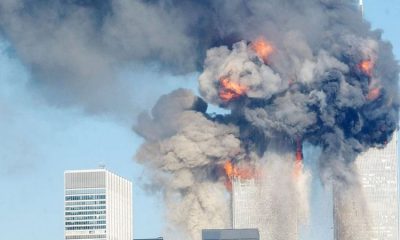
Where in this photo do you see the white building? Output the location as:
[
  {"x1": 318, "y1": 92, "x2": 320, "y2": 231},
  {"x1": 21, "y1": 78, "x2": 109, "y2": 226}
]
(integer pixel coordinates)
[
  {"x1": 334, "y1": 133, "x2": 399, "y2": 240},
  {"x1": 64, "y1": 169, "x2": 133, "y2": 240},
  {"x1": 232, "y1": 178, "x2": 267, "y2": 238}
]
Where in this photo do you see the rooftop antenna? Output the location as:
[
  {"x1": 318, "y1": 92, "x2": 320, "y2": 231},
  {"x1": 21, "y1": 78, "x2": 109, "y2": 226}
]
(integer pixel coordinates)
[{"x1": 359, "y1": 0, "x2": 364, "y2": 16}]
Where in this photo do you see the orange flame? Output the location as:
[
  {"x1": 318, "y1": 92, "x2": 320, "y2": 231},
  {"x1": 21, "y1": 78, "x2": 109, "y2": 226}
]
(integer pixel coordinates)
[
  {"x1": 367, "y1": 87, "x2": 381, "y2": 101},
  {"x1": 359, "y1": 59, "x2": 374, "y2": 76},
  {"x1": 219, "y1": 77, "x2": 247, "y2": 102},
  {"x1": 251, "y1": 37, "x2": 274, "y2": 63},
  {"x1": 293, "y1": 138, "x2": 303, "y2": 178},
  {"x1": 223, "y1": 160, "x2": 259, "y2": 191}
]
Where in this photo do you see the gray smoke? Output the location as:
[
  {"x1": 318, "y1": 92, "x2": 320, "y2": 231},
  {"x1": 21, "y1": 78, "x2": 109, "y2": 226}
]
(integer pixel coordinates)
[
  {"x1": 0, "y1": 0, "x2": 386, "y2": 113},
  {"x1": 134, "y1": 89, "x2": 240, "y2": 239},
  {"x1": 134, "y1": 1, "x2": 399, "y2": 239},
  {"x1": 1, "y1": 0, "x2": 398, "y2": 239}
]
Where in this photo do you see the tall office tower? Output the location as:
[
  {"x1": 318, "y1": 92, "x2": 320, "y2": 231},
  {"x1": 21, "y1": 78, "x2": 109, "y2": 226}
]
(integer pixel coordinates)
[
  {"x1": 232, "y1": 178, "x2": 299, "y2": 240},
  {"x1": 64, "y1": 169, "x2": 133, "y2": 240},
  {"x1": 334, "y1": 133, "x2": 398, "y2": 240},
  {"x1": 232, "y1": 178, "x2": 267, "y2": 238},
  {"x1": 202, "y1": 229, "x2": 259, "y2": 240}
]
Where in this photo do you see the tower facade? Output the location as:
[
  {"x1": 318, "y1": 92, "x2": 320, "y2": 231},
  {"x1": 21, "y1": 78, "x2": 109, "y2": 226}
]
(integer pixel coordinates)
[
  {"x1": 334, "y1": 133, "x2": 399, "y2": 240},
  {"x1": 64, "y1": 169, "x2": 133, "y2": 240},
  {"x1": 232, "y1": 177, "x2": 299, "y2": 240},
  {"x1": 232, "y1": 178, "x2": 265, "y2": 238}
]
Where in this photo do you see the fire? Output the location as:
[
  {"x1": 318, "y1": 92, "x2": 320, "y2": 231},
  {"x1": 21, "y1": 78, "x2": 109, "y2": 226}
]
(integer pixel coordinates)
[
  {"x1": 223, "y1": 160, "x2": 258, "y2": 191},
  {"x1": 224, "y1": 160, "x2": 234, "y2": 178},
  {"x1": 293, "y1": 137, "x2": 303, "y2": 178},
  {"x1": 219, "y1": 77, "x2": 247, "y2": 102},
  {"x1": 367, "y1": 87, "x2": 381, "y2": 101},
  {"x1": 251, "y1": 37, "x2": 274, "y2": 63},
  {"x1": 358, "y1": 59, "x2": 374, "y2": 76}
]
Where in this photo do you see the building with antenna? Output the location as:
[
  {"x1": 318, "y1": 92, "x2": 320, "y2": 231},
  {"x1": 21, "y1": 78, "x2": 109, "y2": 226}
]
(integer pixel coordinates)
[{"x1": 64, "y1": 168, "x2": 133, "y2": 240}]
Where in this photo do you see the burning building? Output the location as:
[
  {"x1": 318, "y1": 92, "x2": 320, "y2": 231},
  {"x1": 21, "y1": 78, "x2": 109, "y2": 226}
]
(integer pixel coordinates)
[
  {"x1": 229, "y1": 138, "x2": 308, "y2": 240},
  {"x1": 133, "y1": 1, "x2": 400, "y2": 240},
  {"x1": 0, "y1": 1, "x2": 398, "y2": 239}
]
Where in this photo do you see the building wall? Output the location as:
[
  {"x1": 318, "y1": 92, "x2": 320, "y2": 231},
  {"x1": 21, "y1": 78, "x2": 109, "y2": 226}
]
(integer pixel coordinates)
[
  {"x1": 334, "y1": 133, "x2": 399, "y2": 240},
  {"x1": 232, "y1": 179, "x2": 264, "y2": 236},
  {"x1": 106, "y1": 171, "x2": 133, "y2": 240},
  {"x1": 356, "y1": 133, "x2": 398, "y2": 240},
  {"x1": 232, "y1": 174, "x2": 299, "y2": 240},
  {"x1": 64, "y1": 169, "x2": 132, "y2": 240}
]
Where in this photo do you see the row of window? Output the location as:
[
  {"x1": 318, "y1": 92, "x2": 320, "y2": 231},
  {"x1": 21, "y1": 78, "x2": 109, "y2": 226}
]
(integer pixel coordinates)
[
  {"x1": 65, "y1": 215, "x2": 106, "y2": 221},
  {"x1": 65, "y1": 234, "x2": 106, "y2": 239},
  {"x1": 65, "y1": 205, "x2": 106, "y2": 211},
  {"x1": 65, "y1": 188, "x2": 106, "y2": 195},
  {"x1": 66, "y1": 220, "x2": 106, "y2": 226},
  {"x1": 65, "y1": 210, "x2": 106, "y2": 216},
  {"x1": 66, "y1": 234, "x2": 106, "y2": 239},
  {"x1": 65, "y1": 200, "x2": 106, "y2": 206},
  {"x1": 65, "y1": 195, "x2": 106, "y2": 201},
  {"x1": 65, "y1": 225, "x2": 106, "y2": 230}
]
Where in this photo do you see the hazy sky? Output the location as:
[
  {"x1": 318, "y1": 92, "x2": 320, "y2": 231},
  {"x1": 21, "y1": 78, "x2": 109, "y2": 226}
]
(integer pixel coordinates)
[{"x1": 0, "y1": 1, "x2": 399, "y2": 239}]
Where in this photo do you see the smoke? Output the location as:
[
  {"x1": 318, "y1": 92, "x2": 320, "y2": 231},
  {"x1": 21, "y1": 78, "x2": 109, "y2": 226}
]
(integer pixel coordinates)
[
  {"x1": 133, "y1": 1, "x2": 399, "y2": 239},
  {"x1": 0, "y1": 0, "x2": 388, "y2": 113},
  {"x1": 134, "y1": 89, "x2": 239, "y2": 239},
  {"x1": 0, "y1": 0, "x2": 398, "y2": 239}
]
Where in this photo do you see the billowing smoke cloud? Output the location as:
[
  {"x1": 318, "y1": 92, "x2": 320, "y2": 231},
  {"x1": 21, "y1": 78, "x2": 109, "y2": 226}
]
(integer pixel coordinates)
[
  {"x1": 134, "y1": 89, "x2": 239, "y2": 238},
  {"x1": 1, "y1": 0, "x2": 391, "y2": 114},
  {"x1": 1, "y1": 0, "x2": 398, "y2": 239},
  {"x1": 133, "y1": 1, "x2": 399, "y2": 239}
]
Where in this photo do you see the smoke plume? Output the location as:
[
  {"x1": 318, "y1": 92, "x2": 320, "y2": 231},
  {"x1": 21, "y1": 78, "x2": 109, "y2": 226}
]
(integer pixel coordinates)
[
  {"x1": 133, "y1": 1, "x2": 399, "y2": 239},
  {"x1": 0, "y1": 0, "x2": 398, "y2": 239}
]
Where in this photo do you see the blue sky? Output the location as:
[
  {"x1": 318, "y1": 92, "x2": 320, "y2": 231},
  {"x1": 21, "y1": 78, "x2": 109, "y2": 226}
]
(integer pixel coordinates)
[{"x1": 0, "y1": 1, "x2": 399, "y2": 239}]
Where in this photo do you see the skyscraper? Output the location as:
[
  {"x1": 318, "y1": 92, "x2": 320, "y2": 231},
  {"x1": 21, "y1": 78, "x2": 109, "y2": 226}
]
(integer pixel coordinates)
[
  {"x1": 232, "y1": 178, "x2": 267, "y2": 238},
  {"x1": 64, "y1": 169, "x2": 133, "y2": 240},
  {"x1": 334, "y1": 133, "x2": 399, "y2": 240},
  {"x1": 231, "y1": 152, "x2": 302, "y2": 240}
]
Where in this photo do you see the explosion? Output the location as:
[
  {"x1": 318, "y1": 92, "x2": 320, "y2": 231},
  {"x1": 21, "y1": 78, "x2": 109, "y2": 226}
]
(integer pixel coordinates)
[
  {"x1": 251, "y1": 37, "x2": 274, "y2": 63},
  {"x1": 134, "y1": 1, "x2": 399, "y2": 240},
  {"x1": 219, "y1": 77, "x2": 247, "y2": 102},
  {"x1": 359, "y1": 59, "x2": 374, "y2": 76}
]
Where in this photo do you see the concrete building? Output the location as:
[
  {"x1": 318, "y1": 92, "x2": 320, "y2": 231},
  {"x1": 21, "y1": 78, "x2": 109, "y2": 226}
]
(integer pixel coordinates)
[
  {"x1": 64, "y1": 169, "x2": 133, "y2": 240},
  {"x1": 202, "y1": 229, "x2": 259, "y2": 240},
  {"x1": 334, "y1": 133, "x2": 399, "y2": 240}
]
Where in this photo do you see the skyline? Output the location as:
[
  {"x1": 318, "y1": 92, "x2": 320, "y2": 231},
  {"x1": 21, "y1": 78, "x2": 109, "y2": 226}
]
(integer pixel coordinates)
[{"x1": 1, "y1": 1, "x2": 400, "y2": 240}]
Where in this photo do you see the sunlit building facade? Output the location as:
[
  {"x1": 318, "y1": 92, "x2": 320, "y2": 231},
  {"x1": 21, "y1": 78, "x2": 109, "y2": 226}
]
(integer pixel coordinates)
[
  {"x1": 232, "y1": 177, "x2": 299, "y2": 240},
  {"x1": 232, "y1": 178, "x2": 266, "y2": 238},
  {"x1": 64, "y1": 169, "x2": 132, "y2": 240},
  {"x1": 334, "y1": 133, "x2": 399, "y2": 240}
]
